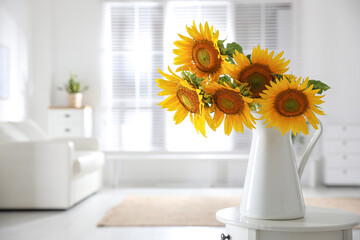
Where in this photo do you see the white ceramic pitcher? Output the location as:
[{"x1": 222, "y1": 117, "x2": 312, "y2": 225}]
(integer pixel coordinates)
[{"x1": 240, "y1": 115, "x2": 323, "y2": 220}]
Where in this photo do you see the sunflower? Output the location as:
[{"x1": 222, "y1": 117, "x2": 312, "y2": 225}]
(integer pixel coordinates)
[
  {"x1": 204, "y1": 83, "x2": 255, "y2": 136},
  {"x1": 227, "y1": 45, "x2": 290, "y2": 98},
  {"x1": 156, "y1": 67, "x2": 214, "y2": 137},
  {"x1": 173, "y1": 21, "x2": 232, "y2": 82},
  {"x1": 258, "y1": 76, "x2": 325, "y2": 136}
]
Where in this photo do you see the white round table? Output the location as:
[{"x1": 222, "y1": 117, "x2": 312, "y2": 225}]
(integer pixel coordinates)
[{"x1": 216, "y1": 206, "x2": 360, "y2": 240}]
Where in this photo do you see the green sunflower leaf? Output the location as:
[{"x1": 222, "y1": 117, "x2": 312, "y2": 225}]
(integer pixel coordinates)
[
  {"x1": 233, "y1": 80, "x2": 238, "y2": 88},
  {"x1": 219, "y1": 75, "x2": 234, "y2": 88},
  {"x1": 191, "y1": 72, "x2": 204, "y2": 86},
  {"x1": 271, "y1": 73, "x2": 284, "y2": 80},
  {"x1": 181, "y1": 71, "x2": 190, "y2": 82},
  {"x1": 225, "y1": 57, "x2": 235, "y2": 64},
  {"x1": 250, "y1": 102, "x2": 262, "y2": 112},
  {"x1": 238, "y1": 83, "x2": 246, "y2": 92},
  {"x1": 181, "y1": 70, "x2": 204, "y2": 88},
  {"x1": 235, "y1": 82, "x2": 251, "y2": 97},
  {"x1": 225, "y1": 42, "x2": 243, "y2": 58},
  {"x1": 217, "y1": 39, "x2": 227, "y2": 55},
  {"x1": 307, "y1": 80, "x2": 331, "y2": 94},
  {"x1": 217, "y1": 39, "x2": 226, "y2": 47},
  {"x1": 246, "y1": 54, "x2": 252, "y2": 64},
  {"x1": 194, "y1": 78, "x2": 204, "y2": 86},
  {"x1": 243, "y1": 89, "x2": 250, "y2": 95},
  {"x1": 202, "y1": 92, "x2": 213, "y2": 105}
]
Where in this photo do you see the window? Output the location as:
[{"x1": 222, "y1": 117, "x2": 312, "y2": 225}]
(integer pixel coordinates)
[
  {"x1": 104, "y1": 1, "x2": 293, "y2": 153},
  {"x1": 106, "y1": 2, "x2": 165, "y2": 151}
]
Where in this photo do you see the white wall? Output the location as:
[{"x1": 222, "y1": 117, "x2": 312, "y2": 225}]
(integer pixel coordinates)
[
  {"x1": 51, "y1": 0, "x2": 103, "y2": 108},
  {"x1": 0, "y1": 0, "x2": 103, "y2": 129},
  {"x1": 0, "y1": 0, "x2": 33, "y2": 121},
  {"x1": 29, "y1": 0, "x2": 105, "y2": 131},
  {"x1": 29, "y1": 0, "x2": 52, "y2": 128},
  {"x1": 299, "y1": 0, "x2": 360, "y2": 124}
]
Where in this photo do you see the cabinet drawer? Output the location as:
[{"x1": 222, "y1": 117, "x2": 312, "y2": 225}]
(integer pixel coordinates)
[
  {"x1": 49, "y1": 110, "x2": 83, "y2": 123},
  {"x1": 324, "y1": 168, "x2": 360, "y2": 186},
  {"x1": 325, "y1": 125, "x2": 360, "y2": 138},
  {"x1": 51, "y1": 125, "x2": 84, "y2": 137},
  {"x1": 325, "y1": 154, "x2": 360, "y2": 168},
  {"x1": 323, "y1": 139, "x2": 360, "y2": 153}
]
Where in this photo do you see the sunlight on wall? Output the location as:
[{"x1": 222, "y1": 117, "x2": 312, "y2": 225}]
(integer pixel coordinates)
[{"x1": 0, "y1": 3, "x2": 31, "y2": 122}]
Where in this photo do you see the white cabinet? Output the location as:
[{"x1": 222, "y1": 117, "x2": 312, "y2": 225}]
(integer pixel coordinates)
[
  {"x1": 48, "y1": 106, "x2": 93, "y2": 138},
  {"x1": 323, "y1": 124, "x2": 360, "y2": 186}
]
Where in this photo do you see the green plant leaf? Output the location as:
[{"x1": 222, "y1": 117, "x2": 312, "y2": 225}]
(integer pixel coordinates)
[
  {"x1": 61, "y1": 73, "x2": 89, "y2": 94},
  {"x1": 307, "y1": 80, "x2": 330, "y2": 94},
  {"x1": 246, "y1": 54, "x2": 252, "y2": 64},
  {"x1": 202, "y1": 92, "x2": 213, "y2": 105},
  {"x1": 271, "y1": 73, "x2": 284, "y2": 80},
  {"x1": 217, "y1": 39, "x2": 227, "y2": 55},
  {"x1": 181, "y1": 71, "x2": 189, "y2": 81},
  {"x1": 225, "y1": 57, "x2": 235, "y2": 64},
  {"x1": 238, "y1": 83, "x2": 246, "y2": 92},
  {"x1": 225, "y1": 42, "x2": 243, "y2": 57},
  {"x1": 219, "y1": 75, "x2": 234, "y2": 88},
  {"x1": 181, "y1": 70, "x2": 204, "y2": 88},
  {"x1": 233, "y1": 80, "x2": 238, "y2": 88},
  {"x1": 250, "y1": 102, "x2": 261, "y2": 112},
  {"x1": 238, "y1": 83, "x2": 251, "y2": 97},
  {"x1": 217, "y1": 39, "x2": 226, "y2": 48}
]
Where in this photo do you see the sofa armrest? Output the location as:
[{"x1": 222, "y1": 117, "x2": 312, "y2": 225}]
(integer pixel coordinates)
[
  {"x1": 54, "y1": 137, "x2": 100, "y2": 151},
  {"x1": 0, "y1": 140, "x2": 75, "y2": 208}
]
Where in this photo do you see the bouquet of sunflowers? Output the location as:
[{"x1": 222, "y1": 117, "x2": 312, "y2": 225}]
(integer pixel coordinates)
[{"x1": 156, "y1": 22, "x2": 330, "y2": 137}]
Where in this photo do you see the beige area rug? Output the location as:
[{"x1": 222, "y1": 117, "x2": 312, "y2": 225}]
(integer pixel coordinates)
[{"x1": 98, "y1": 195, "x2": 360, "y2": 228}]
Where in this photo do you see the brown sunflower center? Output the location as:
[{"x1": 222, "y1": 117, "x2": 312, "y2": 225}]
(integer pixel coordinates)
[
  {"x1": 213, "y1": 89, "x2": 244, "y2": 115},
  {"x1": 192, "y1": 40, "x2": 221, "y2": 74},
  {"x1": 238, "y1": 63, "x2": 273, "y2": 98},
  {"x1": 275, "y1": 89, "x2": 309, "y2": 117},
  {"x1": 176, "y1": 85, "x2": 199, "y2": 113}
]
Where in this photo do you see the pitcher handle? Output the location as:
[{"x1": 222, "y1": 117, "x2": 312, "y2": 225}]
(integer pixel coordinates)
[{"x1": 297, "y1": 121, "x2": 323, "y2": 179}]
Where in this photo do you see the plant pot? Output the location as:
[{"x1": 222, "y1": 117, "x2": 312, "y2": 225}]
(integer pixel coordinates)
[
  {"x1": 240, "y1": 113, "x2": 323, "y2": 220},
  {"x1": 68, "y1": 93, "x2": 83, "y2": 108}
]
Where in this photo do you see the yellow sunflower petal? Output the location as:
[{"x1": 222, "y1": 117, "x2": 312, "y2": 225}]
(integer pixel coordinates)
[
  {"x1": 258, "y1": 76, "x2": 326, "y2": 135},
  {"x1": 173, "y1": 21, "x2": 227, "y2": 82},
  {"x1": 232, "y1": 45, "x2": 289, "y2": 98},
  {"x1": 174, "y1": 107, "x2": 189, "y2": 124}
]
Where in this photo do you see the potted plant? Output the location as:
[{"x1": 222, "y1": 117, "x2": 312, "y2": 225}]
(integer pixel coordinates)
[{"x1": 58, "y1": 73, "x2": 89, "y2": 108}]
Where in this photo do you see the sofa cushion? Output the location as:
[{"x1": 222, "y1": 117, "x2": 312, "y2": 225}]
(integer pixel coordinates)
[{"x1": 73, "y1": 151, "x2": 105, "y2": 176}]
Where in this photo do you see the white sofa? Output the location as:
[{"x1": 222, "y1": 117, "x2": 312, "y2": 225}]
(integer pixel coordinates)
[{"x1": 0, "y1": 120, "x2": 105, "y2": 209}]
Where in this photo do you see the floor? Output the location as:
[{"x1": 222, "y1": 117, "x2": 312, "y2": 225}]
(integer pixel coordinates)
[{"x1": 0, "y1": 187, "x2": 359, "y2": 240}]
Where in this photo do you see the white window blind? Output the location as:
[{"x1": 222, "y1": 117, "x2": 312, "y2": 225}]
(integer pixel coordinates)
[
  {"x1": 108, "y1": 2, "x2": 165, "y2": 151},
  {"x1": 105, "y1": 1, "x2": 293, "y2": 152},
  {"x1": 234, "y1": 3, "x2": 293, "y2": 62},
  {"x1": 165, "y1": 1, "x2": 232, "y2": 64}
]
